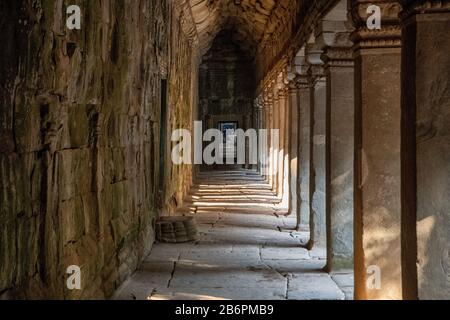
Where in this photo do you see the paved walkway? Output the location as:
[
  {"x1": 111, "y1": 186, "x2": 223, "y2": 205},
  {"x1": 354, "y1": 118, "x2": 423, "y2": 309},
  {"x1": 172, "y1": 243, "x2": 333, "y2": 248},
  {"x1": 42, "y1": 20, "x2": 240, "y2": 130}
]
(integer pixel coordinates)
[{"x1": 115, "y1": 169, "x2": 353, "y2": 300}]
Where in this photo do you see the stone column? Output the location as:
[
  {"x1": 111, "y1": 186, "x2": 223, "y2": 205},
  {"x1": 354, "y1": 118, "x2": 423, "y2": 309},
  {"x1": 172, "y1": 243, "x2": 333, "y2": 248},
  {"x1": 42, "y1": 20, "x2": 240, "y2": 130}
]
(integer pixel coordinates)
[
  {"x1": 272, "y1": 88, "x2": 281, "y2": 196},
  {"x1": 351, "y1": 0, "x2": 403, "y2": 300},
  {"x1": 260, "y1": 97, "x2": 268, "y2": 179},
  {"x1": 288, "y1": 75, "x2": 299, "y2": 218},
  {"x1": 307, "y1": 44, "x2": 327, "y2": 250},
  {"x1": 294, "y1": 51, "x2": 313, "y2": 228},
  {"x1": 266, "y1": 90, "x2": 275, "y2": 188},
  {"x1": 279, "y1": 83, "x2": 290, "y2": 210},
  {"x1": 252, "y1": 100, "x2": 259, "y2": 170},
  {"x1": 255, "y1": 98, "x2": 264, "y2": 175},
  {"x1": 317, "y1": 24, "x2": 355, "y2": 271},
  {"x1": 401, "y1": 1, "x2": 450, "y2": 300},
  {"x1": 243, "y1": 114, "x2": 251, "y2": 169},
  {"x1": 264, "y1": 92, "x2": 272, "y2": 185},
  {"x1": 284, "y1": 84, "x2": 291, "y2": 211},
  {"x1": 259, "y1": 100, "x2": 264, "y2": 173}
]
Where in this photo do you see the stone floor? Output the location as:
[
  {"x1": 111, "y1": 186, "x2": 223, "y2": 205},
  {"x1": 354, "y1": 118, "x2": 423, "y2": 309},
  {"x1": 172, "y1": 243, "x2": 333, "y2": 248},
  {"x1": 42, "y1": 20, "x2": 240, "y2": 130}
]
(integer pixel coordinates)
[{"x1": 115, "y1": 169, "x2": 354, "y2": 300}]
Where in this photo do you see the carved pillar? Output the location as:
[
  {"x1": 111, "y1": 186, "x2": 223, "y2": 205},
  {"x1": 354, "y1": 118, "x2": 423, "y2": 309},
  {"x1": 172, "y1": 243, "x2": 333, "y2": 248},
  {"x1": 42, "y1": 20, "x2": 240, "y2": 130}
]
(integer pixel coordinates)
[
  {"x1": 253, "y1": 101, "x2": 258, "y2": 171},
  {"x1": 260, "y1": 95, "x2": 267, "y2": 178},
  {"x1": 243, "y1": 114, "x2": 251, "y2": 169},
  {"x1": 294, "y1": 49, "x2": 313, "y2": 229},
  {"x1": 287, "y1": 74, "x2": 299, "y2": 218},
  {"x1": 317, "y1": 21, "x2": 355, "y2": 271},
  {"x1": 266, "y1": 91, "x2": 273, "y2": 183},
  {"x1": 260, "y1": 97, "x2": 269, "y2": 179},
  {"x1": 351, "y1": 0, "x2": 403, "y2": 300},
  {"x1": 265, "y1": 89, "x2": 275, "y2": 188},
  {"x1": 255, "y1": 98, "x2": 264, "y2": 174},
  {"x1": 295, "y1": 71, "x2": 313, "y2": 229},
  {"x1": 307, "y1": 43, "x2": 327, "y2": 250},
  {"x1": 272, "y1": 86, "x2": 281, "y2": 195},
  {"x1": 277, "y1": 81, "x2": 290, "y2": 210},
  {"x1": 401, "y1": 0, "x2": 450, "y2": 300},
  {"x1": 284, "y1": 81, "x2": 291, "y2": 211}
]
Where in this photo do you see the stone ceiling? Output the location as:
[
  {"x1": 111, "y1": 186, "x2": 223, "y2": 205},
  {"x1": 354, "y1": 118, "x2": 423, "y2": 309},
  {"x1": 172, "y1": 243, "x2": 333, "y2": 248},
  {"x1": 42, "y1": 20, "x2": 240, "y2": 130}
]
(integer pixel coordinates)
[{"x1": 189, "y1": 0, "x2": 282, "y2": 57}]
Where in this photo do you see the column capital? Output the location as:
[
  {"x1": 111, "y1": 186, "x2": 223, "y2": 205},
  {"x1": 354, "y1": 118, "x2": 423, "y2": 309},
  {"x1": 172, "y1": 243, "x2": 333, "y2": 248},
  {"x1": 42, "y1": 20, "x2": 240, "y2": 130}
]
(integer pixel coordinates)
[
  {"x1": 292, "y1": 49, "x2": 310, "y2": 76},
  {"x1": 264, "y1": 91, "x2": 274, "y2": 106},
  {"x1": 308, "y1": 65, "x2": 326, "y2": 84},
  {"x1": 294, "y1": 74, "x2": 311, "y2": 89},
  {"x1": 253, "y1": 99, "x2": 263, "y2": 110},
  {"x1": 350, "y1": 0, "x2": 403, "y2": 50},
  {"x1": 282, "y1": 63, "x2": 301, "y2": 93},
  {"x1": 315, "y1": 19, "x2": 354, "y2": 49},
  {"x1": 258, "y1": 96, "x2": 265, "y2": 109},
  {"x1": 305, "y1": 40, "x2": 325, "y2": 83},
  {"x1": 315, "y1": 20, "x2": 354, "y2": 67},
  {"x1": 278, "y1": 87, "x2": 289, "y2": 99},
  {"x1": 306, "y1": 43, "x2": 324, "y2": 67},
  {"x1": 287, "y1": 79, "x2": 299, "y2": 93},
  {"x1": 274, "y1": 72, "x2": 288, "y2": 99},
  {"x1": 322, "y1": 47, "x2": 354, "y2": 67},
  {"x1": 273, "y1": 91, "x2": 280, "y2": 102}
]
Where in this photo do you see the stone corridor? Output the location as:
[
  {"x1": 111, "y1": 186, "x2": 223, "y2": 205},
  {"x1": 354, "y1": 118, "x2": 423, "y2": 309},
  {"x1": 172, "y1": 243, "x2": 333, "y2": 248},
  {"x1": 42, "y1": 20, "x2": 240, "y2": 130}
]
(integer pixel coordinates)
[
  {"x1": 115, "y1": 170, "x2": 353, "y2": 300},
  {"x1": 1, "y1": 0, "x2": 449, "y2": 301}
]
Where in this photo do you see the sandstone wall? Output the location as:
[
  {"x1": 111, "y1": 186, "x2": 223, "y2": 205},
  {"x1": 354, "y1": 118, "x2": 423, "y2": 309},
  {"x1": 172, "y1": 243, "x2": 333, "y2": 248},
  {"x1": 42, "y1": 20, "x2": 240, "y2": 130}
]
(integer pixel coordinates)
[
  {"x1": 164, "y1": 4, "x2": 197, "y2": 213},
  {"x1": 0, "y1": 0, "x2": 195, "y2": 299},
  {"x1": 199, "y1": 30, "x2": 255, "y2": 130},
  {"x1": 402, "y1": 9, "x2": 450, "y2": 300}
]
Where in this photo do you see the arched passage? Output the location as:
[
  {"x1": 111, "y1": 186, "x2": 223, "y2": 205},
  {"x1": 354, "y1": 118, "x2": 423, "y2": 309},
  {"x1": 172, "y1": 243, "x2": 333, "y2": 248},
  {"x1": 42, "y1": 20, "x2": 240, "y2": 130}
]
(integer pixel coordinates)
[{"x1": 198, "y1": 29, "x2": 256, "y2": 170}]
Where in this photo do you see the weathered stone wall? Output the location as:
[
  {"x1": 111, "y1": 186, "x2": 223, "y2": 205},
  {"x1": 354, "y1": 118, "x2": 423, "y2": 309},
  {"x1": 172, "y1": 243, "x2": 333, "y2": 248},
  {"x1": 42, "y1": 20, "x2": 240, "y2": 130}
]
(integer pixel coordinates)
[
  {"x1": 164, "y1": 4, "x2": 197, "y2": 213},
  {"x1": 199, "y1": 30, "x2": 255, "y2": 130},
  {"x1": 402, "y1": 5, "x2": 450, "y2": 300},
  {"x1": 0, "y1": 0, "x2": 196, "y2": 299}
]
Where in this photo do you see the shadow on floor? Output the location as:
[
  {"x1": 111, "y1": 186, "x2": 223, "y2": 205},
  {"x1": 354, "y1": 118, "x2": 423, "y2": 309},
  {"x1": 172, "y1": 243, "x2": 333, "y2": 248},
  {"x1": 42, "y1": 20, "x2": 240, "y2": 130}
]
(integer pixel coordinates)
[{"x1": 115, "y1": 168, "x2": 353, "y2": 300}]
